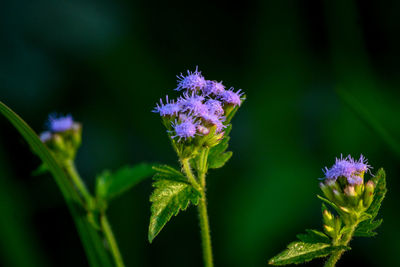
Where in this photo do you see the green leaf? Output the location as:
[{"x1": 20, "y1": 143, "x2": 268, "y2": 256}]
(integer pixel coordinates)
[
  {"x1": 96, "y1": 163, "x2": 155, "y2": 200},
  {"x1": 296, "y1": 229, "x2": 331, "y2": 244},
  {"x1": 268, "y1": 242, "x2": 348, "y2": 265},
  {"x1": 0, "y1": 101, "x2": 113, "y2": 267},
  {"x1": 368, "y1": 168, "x2": 387, "y2": 219},
  {"x1": 354, "y1": 168, "x2": 387, "y2": 237},
  {"x1": 148, "y1": 179, "x2": 201, "y2": 243},
  {"x1": 208, "y1": 126, "x2": 233, "y2": 169},
  {"x1": 354, "y1": 219, "x2": 382, "y2": 237},
  {"x1": 317, "y1": 195, "x2": 344, "y2": 216},
  {"x1": 152, "y1": 164, "x2": 187, "y2": 182}
]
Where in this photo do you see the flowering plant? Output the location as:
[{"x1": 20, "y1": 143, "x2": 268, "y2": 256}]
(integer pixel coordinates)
[
  {"x1": 150, "y1": 67, "x2": 245, "y2": 267},
  {"x1": 268, "y1": 155, "x2": 387, "y2": 267},
  {"x1": 0, "y1": 103, "x2": 155, "y2": 267}
]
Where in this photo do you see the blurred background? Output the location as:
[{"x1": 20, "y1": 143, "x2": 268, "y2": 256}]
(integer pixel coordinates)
[{"x1": 1, "y1": 0, "x2": 400, "y2": 266}]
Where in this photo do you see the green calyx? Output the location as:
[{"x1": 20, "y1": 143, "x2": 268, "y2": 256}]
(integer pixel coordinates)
[{"x1": 42, "y1": 124, "x2": 82, "y2": 163}]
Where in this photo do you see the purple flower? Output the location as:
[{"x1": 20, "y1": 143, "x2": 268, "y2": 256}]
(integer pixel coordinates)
[
  {"x1": 200, "y1": 113, "x2": 226, "y2": 133},
  {"x1": 205, "y1": 99, "x2": 224, "y2": 116},
  {"x1": 203, "y1": 80, "x2": 225, "y2": 95},
  {"x1": 219, "y1": 88, "x2": 243, "y2": 106},
  {"x1": 40, "y1": 131, "x2": 52, "y2": 142},
  {"x1": 47, "y1": 114, "x2": 74, "y2": 132},
  {"x1": 154, "y1": 96, "x2": 181, "y2": 116},
  {"x1": 179, "y1": 92, "x2": 208, "y2": 117},
  {"x1": 323, "y1": 155, "x2": 371, "y2": 185},
  {"x1": 171, "y1": 116, "x2": 198, "y2": 140},
  {"x1": 176, "y1": 67, "x2": 207, "y2": 92}
]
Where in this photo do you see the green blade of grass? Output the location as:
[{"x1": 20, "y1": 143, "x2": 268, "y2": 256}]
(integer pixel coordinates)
[{"x1": 0, "y1": 101, "x2": 113, "y2": 267}]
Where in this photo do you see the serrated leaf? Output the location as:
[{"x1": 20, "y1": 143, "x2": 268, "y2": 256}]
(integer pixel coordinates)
[
  {"x1": 368, "y1": 168, "x2": 387, "y2": 219},
  {"x1": 317, "y1": 195, "x2": 344, "y2": 217},
  {"x1": 297, "y1": 229, "x2": 331, "y2": 244},
  {"x1": 96, "y1": 163, "x2": 155, "y2": 200},
  {"x1": 152, "y1": 165, "x2": 187, "y2": 182},
  {"x1": 354, "y1": 219, "x2": 382, "y2": 237},
  {"x1": 208, "y1": 126, "x2": 233, "y2": 169},
  {"x1": 0, "y1": 101, "x2": 113, "y2": 267},
  {"x1": 148, "y1": 179, "x2": 201, "y2": 243},
  {"x1": 354, "y1": 168, "x2": 386, "y2": 237},
  {"x1": 268, "y1": 242, "x2": 348, "y2": 265}
]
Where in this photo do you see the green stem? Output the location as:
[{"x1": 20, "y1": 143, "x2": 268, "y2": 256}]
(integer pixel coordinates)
[
  {"x1": 324, "y1": 223, "x2": 358, "y2": 267},
  {"x1": 64, "y1": 160, "x2": 93, "y2": 208},
  {"x1": 65, "y1": 160, "x2": 125, "y2": 267},
  {"x1": 181, "y1": 156, "x2": 213, "y2": 267},
  {"x1": 198, "y1": 148, "x2": 209, "y2": 188},
  {"x1": 197, "y1": 191, "x2": 214, "y2": 267},
  {"x1": 100, "y1": 215, "x2": 125, "y2": 267},
  {"x1": 181, "y1": 158, "x2": 201, "y2": 190}
]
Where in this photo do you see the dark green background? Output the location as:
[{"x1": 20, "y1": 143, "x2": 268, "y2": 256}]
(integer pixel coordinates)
[{"x1": 1, "y1": 0, "x2": 399, "y2": 266}]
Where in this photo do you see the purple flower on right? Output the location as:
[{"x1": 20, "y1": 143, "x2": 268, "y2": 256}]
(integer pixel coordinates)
[{"x1": 322, "y1": 154, "x2": 371, "y2": 185}]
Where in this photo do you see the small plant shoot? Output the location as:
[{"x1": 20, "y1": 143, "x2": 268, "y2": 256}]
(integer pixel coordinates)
[
  {"x1": 150, "y1": 67, "x2": 245, "y2": 267},
  {"x1": 268, "y1": 155, "x2": 387, "y2": 267},
  {"x1": 0, "y1": 102, "x2": 155, "y2": 267}
]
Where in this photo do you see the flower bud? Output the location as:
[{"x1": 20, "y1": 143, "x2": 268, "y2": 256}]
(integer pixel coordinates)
[
  {"x1": 344, "y1": 185, "x2": 358, "y2": 206},
  {"x1": 323, "y1": 224, "x2": 335, "y2": 238},
  {"x1": 363, "y1": 180, "x2": 375, "y2": 209},
  {"x1": 320, "y1": 182, "x2": 334, "y2": 202},
  {"x1": 333, "y1": 189, "x2": 346, "y2": 206},
  {"x1": 323, "y1": 209, "x2": 334, "y2": 227}
]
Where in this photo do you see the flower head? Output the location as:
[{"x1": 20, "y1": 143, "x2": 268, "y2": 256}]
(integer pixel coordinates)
[
  {"x1": 205, "y1": 99, "x2": 224, "y2": 116},
  {"x1": 153, "y1": 96, "x2": 181, "y2": 116},
  {"x1": 219, "y1": 88, "x2": 243, "y2": 106},
  {"x1": 323, "y1": 154, "x2": 371, "y2": 185},
  {"x1": 200, "y1": 113, "x2": 226, "y2": 133},
  {"x1": 203, "y1": 80, "x2": 225, "y2": 95},
  {"x1": 178, "y1": 92, "x2": 208, "y2": 117},
  {"x1": 176, "y1": 67, "x2": 207, "y2": 92},
  {"x1": 47, "y1": 114, "x2": 75, "y2": 132},
  {"x1": 171, "y1": 116, "x2": 198, "y2": 140},
  {"x1": 154, "y1": 67, "x2": 245, "y2": 142},
  {"x1": 40, "y1": 131, "x2": 52, "y2": 142}
]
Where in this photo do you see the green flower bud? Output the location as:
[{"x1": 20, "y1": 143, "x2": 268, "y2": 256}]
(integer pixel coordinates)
[
  {"x1": 344, "y1": 185, "x2": 358, "y2": 206},
  {"x1": 320, "y1": 182, "x2": 334, "y2": 202},
  {"x1": 333, "y1": 189, "x2": 346, "y2": 206},
  {"x1": 323, "y1": 224, "x2": 335, "y2": 238},
  {"x1": 323, "y1": 209, "x2": 334, "y2": 227},
  {"x1": 363, "y1": 180, "x2": 375, "y2": 209}
]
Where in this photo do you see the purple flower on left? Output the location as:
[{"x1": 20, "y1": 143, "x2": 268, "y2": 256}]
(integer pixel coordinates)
[
  {"x1": 47, "y1": 114, "x2": 75, "y2": 132},
  {"x1": 40, "y1": 114, "x2": 78, "y2": 143}
]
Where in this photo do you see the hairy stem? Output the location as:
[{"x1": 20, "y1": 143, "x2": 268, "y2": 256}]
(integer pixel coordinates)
[
  {"x1": 198, "y1": 148, "x2": 209, "y2": 188},
  {"x1": 181, "y1": 158, "x2": 201, "y2": 190},
  {"x1": 101, "y1": 215, "x2": 125, "y2": 267},
  {"x1": 198, "y1": 191, "x2": 214, "y2": 267},
  {"x1": 181, "y1": 155, "x2": 213, "y2": 267},
  {"x1": 324, "y1": 222, "x2": 358, "y2": 267}
]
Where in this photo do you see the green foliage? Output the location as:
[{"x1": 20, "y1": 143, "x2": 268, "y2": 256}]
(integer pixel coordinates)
[
  {"x1": 269, "y1": 242, "x2": 348, "y2": 266},
  {"x1": 148, "y1": 178, "x2": 201, "y2": 243},
  {"x1": 354, "y1": 168, "x2": 387, "y2": 237},
  {"x1": 96, "y1": 163, "x2": 154, "y2": 200},
  {"x1": 152, "y1": 165, "x2": 187, "y2": 182},
  {"x1": 208, "y1": 125, "x2": 233, "y2": 169},
  {"x1": 296, "y1": 229, "x2": 331, "y2": 244},
  {"x1": 0, "y1": 101, "x2": 113, "y2": 267}
]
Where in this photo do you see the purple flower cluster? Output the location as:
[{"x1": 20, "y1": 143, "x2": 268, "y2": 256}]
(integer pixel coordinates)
[
  {"x1": 40, "y1": 114, "x2": 76, "y2": 142},
  {"x1": 322, "y1": 155, "x2": 371, "y2": 185},
  {"x1": 154, "y1": 67, "x2": 244, "y2": 141}
]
